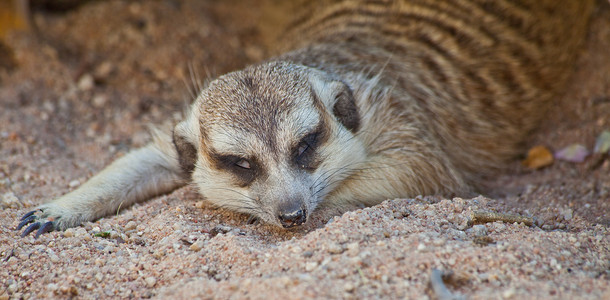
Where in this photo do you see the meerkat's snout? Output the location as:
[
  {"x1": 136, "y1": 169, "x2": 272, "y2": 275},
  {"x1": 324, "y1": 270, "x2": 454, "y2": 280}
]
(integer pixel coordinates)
[{"x1": 276, "y1": 200, "x2": 307, "y2": 228}]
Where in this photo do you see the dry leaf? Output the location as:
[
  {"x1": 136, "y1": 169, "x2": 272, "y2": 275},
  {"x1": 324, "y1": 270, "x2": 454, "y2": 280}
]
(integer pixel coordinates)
[
  {"x1": 555, "y1": 144, "x2": 590, "y2": 163},
  {"x1": 593, "y1": 130, "x2": 610, "y2": 154},
  {"x1": 522, "y1": 145, "x2": 554, "y2": 169}
]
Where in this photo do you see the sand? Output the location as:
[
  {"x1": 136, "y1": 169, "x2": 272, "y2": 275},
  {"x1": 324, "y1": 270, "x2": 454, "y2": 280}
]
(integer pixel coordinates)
[{"x1": 1, "y1": 0, "x2": 608, "y2": 299}]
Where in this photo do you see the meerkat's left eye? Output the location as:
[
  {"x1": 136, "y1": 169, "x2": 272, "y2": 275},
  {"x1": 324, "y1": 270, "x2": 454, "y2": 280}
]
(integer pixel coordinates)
[
  {"x1": 296, "y1": 133, "x2": 318, "y2": 158},
  {"x1": 293, "y1": 131, "x2": 321, "y2": 169},
  {"x1": 297, "y1": 143, "x2": 309, "y2": 157}
]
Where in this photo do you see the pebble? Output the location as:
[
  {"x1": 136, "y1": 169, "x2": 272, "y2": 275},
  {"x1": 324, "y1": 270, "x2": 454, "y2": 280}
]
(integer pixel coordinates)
[
  {"x1": 77, "y1": 74, "x2": 95, "y2": 91},
  {"x1": 75, "y1": 228, "x2": 89, "y2": 239},
  {"x1": 328, "y1": 243, "x2": 344, "y2": 254},
  {"x1": 190, "y1": 240, "x2": 205, "y2": 252},
  {"x1": 125, "y1": 221, "x2": 137, "y2": 231},
  {"x1": 68, "y1": 180, "x2": 81, "y2": 188},
  {"x1": 92, "y1": 94, "x2": 108, "y2": 108},
  {"x1": 305, "y1": 262, "x2": 318, "y2": 272},
  {"x1": 46, "y1": 283, "x2": 59, "y2": 292},
  {"x1": 62, "y1": 228, "x2": 75, "y2": 238},
  {"x1": 49, "y1": 253, "x2": 60, "y2": 263},
  {"x1": 343, "y1": 282, "x2": 355, "y2": 292},
  {"x1": 145, "y1": 277, "x2": 157, "y2": 287},
  {"x1": 472, "y1": 225, "x2": 488, "y2": 236}
]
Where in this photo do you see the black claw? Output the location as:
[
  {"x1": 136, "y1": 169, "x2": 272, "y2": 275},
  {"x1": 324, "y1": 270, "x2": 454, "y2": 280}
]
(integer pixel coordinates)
[
  {"x1": 21, "y1": 222, "x2": 41, "y2": 238},
  {"x1": 17, "y1": 215, "x2": 37, "y2": 230},
  {"x1": 35, "y1": 221, "x2": 55, "y2": 239},
  {"x1": 20, "y1": 210, "x2": 37, "y2": 221}
]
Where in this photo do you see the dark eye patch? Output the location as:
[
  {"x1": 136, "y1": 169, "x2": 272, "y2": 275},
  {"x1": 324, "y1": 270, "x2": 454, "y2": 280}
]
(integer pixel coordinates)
[
  {"x1": 212, "y1": 153, "x2": 262, "y2": 187},
  {"x1": 292, "y1": 130, "x2": 322, "y2": 171}
]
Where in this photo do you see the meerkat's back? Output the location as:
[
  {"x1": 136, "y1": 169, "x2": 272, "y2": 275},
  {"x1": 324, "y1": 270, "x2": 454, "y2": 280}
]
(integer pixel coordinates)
[{"x1": 276, "y1": 0, "x2": 594, "y2": 184}]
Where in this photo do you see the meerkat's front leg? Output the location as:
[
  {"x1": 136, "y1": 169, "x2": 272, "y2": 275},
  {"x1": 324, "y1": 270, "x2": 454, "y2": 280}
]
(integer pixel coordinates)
[{"x1": 17, "y1": 130, "x2": 188, "y2": 238}]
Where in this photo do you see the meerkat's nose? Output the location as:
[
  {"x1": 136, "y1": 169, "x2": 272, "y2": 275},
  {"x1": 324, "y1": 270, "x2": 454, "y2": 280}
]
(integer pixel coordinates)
[{"x1": 277, "y1": 204, "x2": 307, "y2": 228}]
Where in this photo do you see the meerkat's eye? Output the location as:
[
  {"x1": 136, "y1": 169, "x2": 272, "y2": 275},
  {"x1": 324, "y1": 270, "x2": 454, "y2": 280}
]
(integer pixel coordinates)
[
  {"x1": 214, "y1": 154, "x2": 260, "y2": 186},
  {"x1": 293, "y1": 131, "x2": 321, "y2": 169},
  {"x1": 296, "y1": 133, "x2": 317, "y2": 158},
  {"x1": 235, "y1": 159, "x2": 251, "y2": 169},
  {"x1": 297, "y1": 143, "x2": 309, "y2": 157},
  {"x1": 217, "y1": 154, "x2": 254, "y2": 171}
]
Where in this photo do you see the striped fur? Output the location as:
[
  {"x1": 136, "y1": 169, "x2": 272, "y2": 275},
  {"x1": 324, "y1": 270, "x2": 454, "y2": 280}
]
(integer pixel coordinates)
[{"x1": 275, "y1": 0, "x2": 594, "y2": 186}]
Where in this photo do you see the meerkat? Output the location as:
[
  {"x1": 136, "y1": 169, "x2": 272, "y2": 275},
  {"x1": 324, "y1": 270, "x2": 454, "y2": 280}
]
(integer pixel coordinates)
[{"x1": 18, "y1": 0, "x2": 594, "y2": 237}]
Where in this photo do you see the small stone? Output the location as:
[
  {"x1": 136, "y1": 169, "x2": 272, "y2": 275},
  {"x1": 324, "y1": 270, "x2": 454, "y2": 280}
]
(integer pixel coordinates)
[
  {"x1": 328, "y1": 243, "x2": 344, "y2": 254},
  {"x1": 77, "y1": 74, "x2": 95, "y2": 91},
  {"x1": 145, "y1": 277, "x2": 156, "y2": 287},
  {"x1": 343, "y1": 282, "x2": 355, "y2": 292},
  {"x1": 305, "y1": 262, "x2": 318, "y2": 272},
  {"x1": 68, "y1": 180, "x2": 81, "y2": 188},
  {"x1": 125, "y1": 221, "x2": 137, "y2": 231},
  {"x1": 63, "y1": 228, "x2": 75, "y2": 237},
  {"x1": 153, "y1": 249, "x2": 166, "y2": 259},
  {"x1": 49, "y1": 253, "x2": 60, "y2": 263},
  {"x1": 95, "y1": 61, "x2": 114, "y2": 79},
  {"x1": 75, "y1": 228, "x2": 88, "y2": 237},
  {"x1": 95, "y1": 258, "x2": 105, "y2": 266},
  {"x1": 472, "y1": 225, "x2": 488, "y2": 237},
  {"x1": 92, "y1": 94, "x2": 108, "y2": 108},
  {"x1": 190, "y1": 240, "x2": 205, "y2": 252}
]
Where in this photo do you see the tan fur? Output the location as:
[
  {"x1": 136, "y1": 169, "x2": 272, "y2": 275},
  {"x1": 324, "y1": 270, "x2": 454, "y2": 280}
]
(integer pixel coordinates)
[{"x1": 20, "y1": 0, "x2": 595, "y2": 233}]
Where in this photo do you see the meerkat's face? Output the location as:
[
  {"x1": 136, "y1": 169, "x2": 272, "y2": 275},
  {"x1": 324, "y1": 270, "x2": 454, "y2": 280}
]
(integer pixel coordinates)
[{"x1": 173, "y1": 62, "x2": 366, "y2": 228}]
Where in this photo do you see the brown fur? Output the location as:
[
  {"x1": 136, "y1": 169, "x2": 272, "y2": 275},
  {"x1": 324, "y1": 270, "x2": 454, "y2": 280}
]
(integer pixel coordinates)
[
  {"x1": 274, "y1": 0, "x2": 594, "y2": 187},
  {"x1": 20, "y1": 0, "x2": 596, "y2": 233}
]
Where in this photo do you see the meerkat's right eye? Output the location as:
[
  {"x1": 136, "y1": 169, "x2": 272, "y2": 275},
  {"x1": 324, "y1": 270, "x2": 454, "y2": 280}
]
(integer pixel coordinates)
[
  {"x1": 217, "y1": 155, "x2": 254, "y2": 171},
  {"x1": 214, "y1": 154, "x2": 259, "y2": 186},
  {"x1": 235, "y1": 159, "x2": 251, "y2": 169}
]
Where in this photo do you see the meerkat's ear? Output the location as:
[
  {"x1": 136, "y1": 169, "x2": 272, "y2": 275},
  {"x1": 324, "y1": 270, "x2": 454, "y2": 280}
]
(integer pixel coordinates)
[
  {"x1": 331, "y1": 86, "x2": 360, "y2": 132},
  {"x1": 172, "y1": 120, "x2": 198, "y2": 176},
  {"x1": 310, "y1": 74, "x2": 360, "y2": 133}
]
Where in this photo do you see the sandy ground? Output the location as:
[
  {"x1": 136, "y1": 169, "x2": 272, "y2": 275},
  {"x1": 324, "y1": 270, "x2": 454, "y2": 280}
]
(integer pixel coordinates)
[{"x1": 1, "y1": 0, "x2": 608, "y2": 299}]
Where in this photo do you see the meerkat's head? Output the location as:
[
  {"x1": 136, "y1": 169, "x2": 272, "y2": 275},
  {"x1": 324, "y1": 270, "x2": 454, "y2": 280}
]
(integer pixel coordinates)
[{"x1": 172, "y1": 61, "x2": 367, "y2": 228}]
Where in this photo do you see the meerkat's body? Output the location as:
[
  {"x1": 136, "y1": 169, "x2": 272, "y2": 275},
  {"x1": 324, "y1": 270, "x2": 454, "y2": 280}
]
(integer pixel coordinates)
[{"x1": 19, "y1": 0, "x2": 594, "y2": 236}]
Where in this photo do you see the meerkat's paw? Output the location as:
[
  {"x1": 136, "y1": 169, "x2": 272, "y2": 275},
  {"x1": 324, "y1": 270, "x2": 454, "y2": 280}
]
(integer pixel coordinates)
[
  {"x1": 17, "y1": 203, "x2": 86, "y2": 238},
  {"x1": 17, "y1": 209, "x2": 55, "y2": 238}
]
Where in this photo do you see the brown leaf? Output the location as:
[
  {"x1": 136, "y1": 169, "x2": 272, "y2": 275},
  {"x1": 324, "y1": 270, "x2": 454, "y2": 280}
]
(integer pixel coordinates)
[{"x1": 522, "y1": 145, "x2": 554, "y2": 169}]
